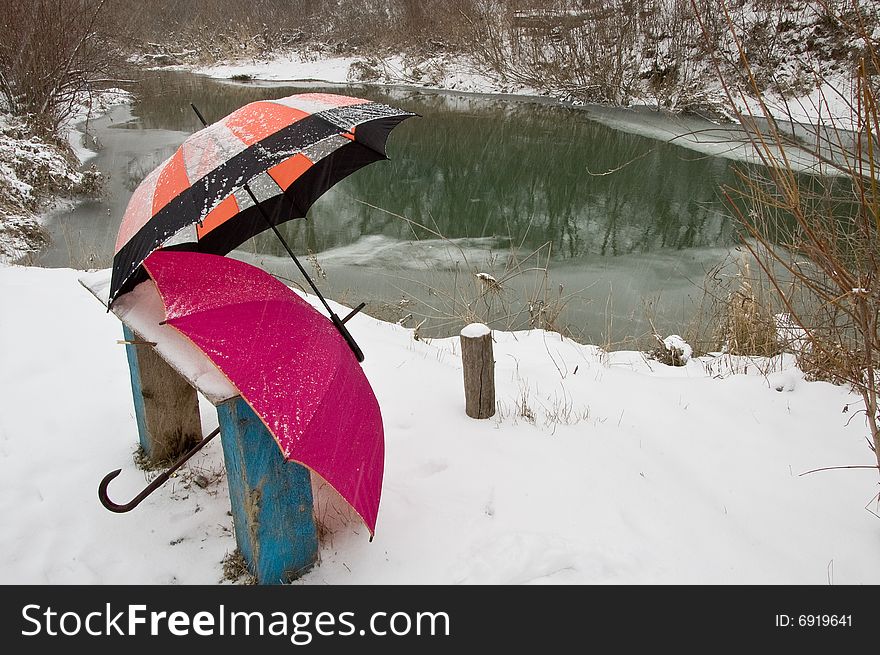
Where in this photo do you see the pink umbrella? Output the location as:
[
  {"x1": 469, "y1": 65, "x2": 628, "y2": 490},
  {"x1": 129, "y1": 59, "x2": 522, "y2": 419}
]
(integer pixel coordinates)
[{"x1": 139, "y1": 250, "x2": 385, "y2": 534}]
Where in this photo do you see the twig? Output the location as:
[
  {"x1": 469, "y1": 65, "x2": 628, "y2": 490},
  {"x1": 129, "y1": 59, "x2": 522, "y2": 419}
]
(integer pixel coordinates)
[{"x1": 799, "y1": 464, "x2": 879, "y2": 476}]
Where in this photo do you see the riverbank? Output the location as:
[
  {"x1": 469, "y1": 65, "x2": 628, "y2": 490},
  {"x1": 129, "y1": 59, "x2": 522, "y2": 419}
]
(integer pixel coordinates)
[
  {"x1": 1, "y1": 264, "x2": 878, "y2": 583},
  {"x1": 188, "y1": 45, "x2": 863, "y2": 132},
  {"x1": 159, "y1": 0, "x2": 878, "y2": 134},
  {"x1": 193, "y1": 49, "x2": 541, "y2": 98},
  {"x1": 0, "y1": 90, "x2": 131, "y2": 263}
]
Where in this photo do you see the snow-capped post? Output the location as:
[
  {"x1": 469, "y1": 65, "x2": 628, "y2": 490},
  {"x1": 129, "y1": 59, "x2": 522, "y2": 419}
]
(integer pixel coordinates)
[{"x1": 460, "y1": 323, "x2": 495, "y2": 419}]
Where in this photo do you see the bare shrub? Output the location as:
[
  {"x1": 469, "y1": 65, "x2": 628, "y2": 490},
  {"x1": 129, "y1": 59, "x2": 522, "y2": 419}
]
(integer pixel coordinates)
[
  {"x1": 693, "y1": 0, "x2": 880, "y2": 475},
  {"x1": 0, "y1": 0, "x2": 125, "y2": 136},
  {"x1": 463, "y1": 1, "x2": 707, "y2": 106},
  {"x1": 116, "y1": 0, "x2": 478, "y2": 60}
]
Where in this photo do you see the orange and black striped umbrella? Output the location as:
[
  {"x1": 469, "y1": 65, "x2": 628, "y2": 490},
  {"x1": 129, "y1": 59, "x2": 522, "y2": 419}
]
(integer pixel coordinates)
[{"x1": 109, "y1": 92, "x2": 415, "y2": 304}]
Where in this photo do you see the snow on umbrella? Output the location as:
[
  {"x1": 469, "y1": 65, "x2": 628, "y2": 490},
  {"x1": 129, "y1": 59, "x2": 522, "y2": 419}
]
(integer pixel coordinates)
[
  {"x1": 108, "y1": 92, "x2": 415, "y2": 307},
  {"x1": 134, "y1": 249, "x2": 385, "y2": 534}
]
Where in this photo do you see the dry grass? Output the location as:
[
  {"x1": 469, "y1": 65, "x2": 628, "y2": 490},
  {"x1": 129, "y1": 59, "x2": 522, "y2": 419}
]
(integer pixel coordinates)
[
  {"x1": 517, "y1": 388, "x2": 536, "y2": 424},
  {"x1": 716, "y1": 262, "x2": 781, "y2": 357},
  {"x1": 683, "y1": 252, "x2": 787, "y2": 358},
  {"x1": 221, "y1": 548, "x2": 256, "y2": 585},
  {"x1": 649, "y1": 336, "x2": 690, "y2": 367},
  {"x1": 133, "y1": 444, "x2": 174, "y2": 472}
]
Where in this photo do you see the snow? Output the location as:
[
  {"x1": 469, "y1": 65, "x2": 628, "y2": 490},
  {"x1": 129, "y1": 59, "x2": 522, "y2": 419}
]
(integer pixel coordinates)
[
  {"x1": 0, "y1": 88, "x2": 132, "y2": 262},
  {"x1": 734, "y1": 73, "x2": 861, "y2": 132},
  {"x1": 461, "y1": 323, "x2": 490, "y2": 338},
  {"x1": 194, "y1": 50, "x2": 529, "y2": 97},
  {"x1": 662, "y1": 334, "x2": 693, "y2": 364},
  {"x1": 199, "y1": 53, "x2": 359, "y2": 85},
  {"x1": 1, "y1": 264, "x2": 879, "y2": 584},
  {"x1": 194, "y1": 51, "x2": 536, "y2": 99},
  {"x1": 79, "y1": 269, "x2": 238, "y2": 404},
  {"x1": 300, "y1": 234, "x2": 504, "y2": 271}
]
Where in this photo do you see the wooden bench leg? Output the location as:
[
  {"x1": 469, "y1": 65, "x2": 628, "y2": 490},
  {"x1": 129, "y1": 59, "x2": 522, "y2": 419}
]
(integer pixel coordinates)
[
  {"x1": 217, "y1": 396, "x2": 319, "y2": 584},
  {"x1": 122, "y1": 325, "x2": 201, "y2": 462}
]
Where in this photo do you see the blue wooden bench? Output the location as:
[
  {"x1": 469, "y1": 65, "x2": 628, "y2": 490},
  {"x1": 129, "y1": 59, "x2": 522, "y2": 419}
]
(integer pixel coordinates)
[{"x1": 80, "y1": 270, "x2": 318, "y2": 584}]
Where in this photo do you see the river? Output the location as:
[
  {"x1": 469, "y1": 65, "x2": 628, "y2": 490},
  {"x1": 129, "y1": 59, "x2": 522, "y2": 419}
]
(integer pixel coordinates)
[{"x1": 35, "y1": 70, "x2": 753, "y2": 345}]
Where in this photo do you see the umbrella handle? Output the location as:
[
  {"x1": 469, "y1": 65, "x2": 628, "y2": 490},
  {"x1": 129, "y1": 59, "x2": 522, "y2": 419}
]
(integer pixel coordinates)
[
  {"x1": 98, "y1": 427, "x2": 221, "y2": 513},
  {"x1": 331, "y1": 313, "x2": 365, "y2": 363}
]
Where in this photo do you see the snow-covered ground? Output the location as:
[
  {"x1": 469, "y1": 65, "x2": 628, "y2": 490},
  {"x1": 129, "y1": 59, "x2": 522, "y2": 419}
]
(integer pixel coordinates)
[
  {"x1": 0, "y1": 114, "x2": 76, "y2": 262},
  {"x1": 1, "y1": 264, "x2": 878, "y2": 584},
  {"x1": 0, "y1": 89, "x2": 131, "y2": 263},
  {"x1": 196, "y1": 50, "x2": 533, "y2": 97}
]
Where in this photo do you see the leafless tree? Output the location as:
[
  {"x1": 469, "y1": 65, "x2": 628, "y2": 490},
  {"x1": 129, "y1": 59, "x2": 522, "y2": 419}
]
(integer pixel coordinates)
[{"x1": 0, "y1": 0, "x2": 126, "y2": 135}]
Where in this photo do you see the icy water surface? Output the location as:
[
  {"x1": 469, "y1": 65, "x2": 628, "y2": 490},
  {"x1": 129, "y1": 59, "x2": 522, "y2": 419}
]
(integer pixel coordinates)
[{"x1": 36, "y1": 70, "x2": 750, "y2": 343}]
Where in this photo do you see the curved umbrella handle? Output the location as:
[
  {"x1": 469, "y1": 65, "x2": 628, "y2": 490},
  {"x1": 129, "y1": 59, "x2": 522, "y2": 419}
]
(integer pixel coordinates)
[{"x1": 98, "y1": 426, "x2": 221, "y2": 513}]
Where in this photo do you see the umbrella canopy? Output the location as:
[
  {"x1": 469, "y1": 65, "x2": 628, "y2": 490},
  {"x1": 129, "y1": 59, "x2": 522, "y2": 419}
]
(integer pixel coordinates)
[
  {"x1": 142, "y1": 249, "x2": 385, "y2": 534},
  {"x1": 110, "y1": 92, "x2": 415, "y2": 305}
]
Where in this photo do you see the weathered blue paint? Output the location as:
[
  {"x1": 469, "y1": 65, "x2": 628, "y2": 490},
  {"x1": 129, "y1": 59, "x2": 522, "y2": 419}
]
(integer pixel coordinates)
[
  {"x1": 122, "y1": 325, "x2": 151, "y2": 454},
  {"x1": 217, "y1": 396, "x2": 318, "y2": 584}
]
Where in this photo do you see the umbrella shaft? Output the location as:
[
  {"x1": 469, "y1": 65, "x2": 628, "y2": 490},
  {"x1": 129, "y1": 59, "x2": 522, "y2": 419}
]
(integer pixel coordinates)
[
  {"x1": 242, "y1": 184, "x2": 364, "y2": 361},
  {"x1": 241, "y1": 185, "x2": 335, "y2": 317}
]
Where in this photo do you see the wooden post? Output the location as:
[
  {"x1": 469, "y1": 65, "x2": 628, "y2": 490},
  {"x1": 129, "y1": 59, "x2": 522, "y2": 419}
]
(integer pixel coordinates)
[
  {"x1": 460, "y1": 323, "x2": 495, "y2": 419},
  {"x1": 217, "y1": 396, "x2": 318, "y2": 584},
  {"x1": 122, "y1": 325, "x2": 201, "y2": 462}
]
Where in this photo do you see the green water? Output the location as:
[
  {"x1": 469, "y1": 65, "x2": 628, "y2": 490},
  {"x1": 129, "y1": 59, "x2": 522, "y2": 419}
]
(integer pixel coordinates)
[{"x1": 37, "y1": 70, "x2": 747, "y2": 343}]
